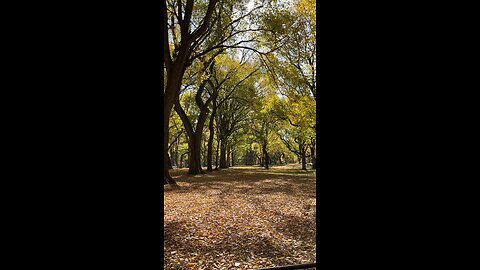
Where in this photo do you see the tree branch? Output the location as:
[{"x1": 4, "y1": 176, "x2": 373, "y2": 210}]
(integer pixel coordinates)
[
  {"x1": 189, "y1": 0, "x2": 218, "y2": 41},
  {"x1": 164, "y1": 2, "x2": 173, "y2": 72},
  {"x1": 174, "y1": 97, "x2": 194, "y2": 139},
  {"x1": 168, "y1": 130, "x2": 184, "y2": 151}
]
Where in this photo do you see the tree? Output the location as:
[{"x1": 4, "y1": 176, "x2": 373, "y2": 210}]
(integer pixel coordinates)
[
  {"x1": 260, "y1": 0, "x2": 316, "y2": 100},
  {"x1": 164, "y1": 0, "x2": 221, "y2": 183},
  {"x1": 248, "y1": 76, "x2": 280, "y2": 169},
  {"x1": 168, "y1": 110, "x2": 184, "y2": 168},
  {"x1": 164, "y1": 0, "x2": 270, "y2": 183},
  {"x1": 278, "y1": 125, "x2": 311, "y2": 170},
  {"x1": 164, "y1": 0, "x2": 317, "y2": 182},
  {"x1": 217, "y1": 97, "x2": 251, "y2": 168},
  {"x1": 272, "y1": 95, "x2": 315, "y2": 170},
  {"x1": 205, "y1": 53, "x2": 259, "y2": 170},
  {"x1": 174, "y1": 59, "x2": 218, "y2": 174},
  {"x1": 258, "y1": 0, "x2": 317, "y2": 168}
]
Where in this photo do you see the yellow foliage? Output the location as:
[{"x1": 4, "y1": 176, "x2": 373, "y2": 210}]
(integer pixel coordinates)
[{"x1": 295, "y1": 0, "x2": 316, "y2": 25}]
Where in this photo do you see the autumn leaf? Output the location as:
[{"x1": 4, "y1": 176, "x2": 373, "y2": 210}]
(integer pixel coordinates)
[
  {"x1": 186, "y1": 262, "x2": 196, "y2": 268},
  {"x1": 164, "y1": 165, "x2": 316, "y2": 269}
]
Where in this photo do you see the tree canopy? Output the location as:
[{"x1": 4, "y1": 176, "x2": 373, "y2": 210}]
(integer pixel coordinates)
[{"x1": 164, "y1": 0, "x2": 316, "y2": 183}]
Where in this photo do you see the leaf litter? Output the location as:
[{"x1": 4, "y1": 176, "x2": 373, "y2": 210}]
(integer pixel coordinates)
[{"x1": 164, "y1": 164, "x2": 316, "y2": 270}]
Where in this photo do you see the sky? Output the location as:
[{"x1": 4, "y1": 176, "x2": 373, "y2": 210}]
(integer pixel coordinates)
[{"x1": 246, "y1": 0, "x2": 255, "y2": 11}]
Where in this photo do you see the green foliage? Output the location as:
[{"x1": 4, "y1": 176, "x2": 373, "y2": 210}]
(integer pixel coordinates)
[{"x1": 166, "y1": 0, "x2": 316, "y2": 169}]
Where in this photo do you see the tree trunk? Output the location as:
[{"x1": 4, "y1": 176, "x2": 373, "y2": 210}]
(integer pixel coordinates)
[
  {"x1": 187, "y1": 136, "x2": 203, "y2": 174},
  {"x1": 164, "y1": 62, "x2": 188, "y2": 184},
  {"x1": 174, "y1": 99, "x2": 206, "y2": 175},
  {"x1": 163, "y1": 0, "x2": 220, "y2": 183},
  {"x1": 175, "y1": 142, "x2": 179, "y2": 168},
  {"x1": 301, "y1": 149, "x2": 307, "y2": 170},
  {"x1": 219, "y1": 138, "x2": 228, "y2": 168},
  {"x1": 226, "y1": 146, "x2": 231, "y2": 167},
  {"x1": 180, "y1": 152, "x2": 189, "y2": 168},
  {"x1": 255, "y1": 152, "x2": 261, "y2": 166},
  {"x1": 168, "y1": 153, "x2": 173, "y2": 169},
  {"x1": 164, "y1": 97, "x2": 176, "y2": 184},
  {"x1": 262, "y1": 143, "x2": 269, "y2": 169},
  {"x1": 169, "y1": 146, "x2": 175, "y2": 168},
  {"x1": 207, "y1": 109, "x2": 216, "y2": 171},
  {"x1": 203, "y1": 136, "x2": 207, "y2": 167},
  {"x1": 231, "y1": 149, "x2": 234, "y2": 167},
  {"x1": 215, "y1": 132, "x2": 220, "y2": 170},
  {"x1": 310, "y1": 144, "x2": 316, "y2": 169}
]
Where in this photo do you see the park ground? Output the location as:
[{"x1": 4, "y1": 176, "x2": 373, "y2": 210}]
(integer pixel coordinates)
[{"x1": 164, "y1": 164, "x2": 316, "y2": 270}]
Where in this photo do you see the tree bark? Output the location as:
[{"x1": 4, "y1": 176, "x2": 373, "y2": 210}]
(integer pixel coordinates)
[
  {"x1": 215, "y1": 130, "x2": 220, "y2": 170},
  {"x1": 255, "y1": 152, "x2": 262, "y2": 166},
  {"x1": 163, "y1": 0, "x2": 221, "y2": 183},
  {"x1": 207, "y1": 101, "x2": 217, "y2": 171},
  {"x1": 262, "y1": 143, "x2": 269, "y2": 169},
  {"x1": 203, "y1": 136, "x2": 207, "y2": 167},
  {"x1": 175, "y1": 142, "x2": 179, "y2": 168},
  {"x1": 187, "y1": 135, "x2": 203, "y2": 174},
  {"x1": 310, "y1": 144, "x2": 316, "y2": 169},
  {"x1": 169, "y1": 146, "x2": 175, "y2": 168},
  {"x1": 219, "y1": 138, "x2": 228, "y2": 168},
  {"x1": 164, "y1": 57, "x2": 189, "y2": 184},
  {"x1": 207, "y1": 125, "x2": 215, "y2": 171},
  {"x1": 168, "y1": 153, "x2": 173, "y2": 169},
  {"x1": 164, "y1": 94, "x2": 176, "y2": 184},
  {"x1": 301, "y1": 148, "x2": 307, "y2": 170},
  {"x1": 174, "y1": 96, "x2": 211, "y2": 175},
  {"x1": 226, "y1": 146, "x2": 231, "y2": 167}
]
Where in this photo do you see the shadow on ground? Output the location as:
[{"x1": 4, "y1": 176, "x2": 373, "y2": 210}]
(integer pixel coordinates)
[
  {"x1": 164, "y1": 164, "x2": 316, "y2": 269},
  {"x1": 165, "y1": 165, "x2": 316, "y2": 199}
]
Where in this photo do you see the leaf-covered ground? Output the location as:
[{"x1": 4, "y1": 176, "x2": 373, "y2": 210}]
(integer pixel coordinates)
[{"x1": 164, "y1": 164, "x2": 316, "y2": 270}]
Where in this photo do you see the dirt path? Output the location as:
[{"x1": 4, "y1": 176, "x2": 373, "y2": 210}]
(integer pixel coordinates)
[{"x1": 164, "y1": 164, "x2": 316, "y2": 270}]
